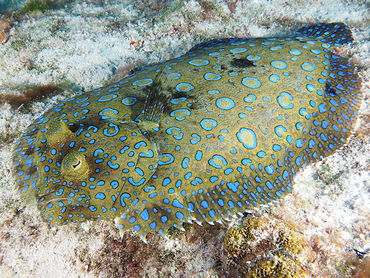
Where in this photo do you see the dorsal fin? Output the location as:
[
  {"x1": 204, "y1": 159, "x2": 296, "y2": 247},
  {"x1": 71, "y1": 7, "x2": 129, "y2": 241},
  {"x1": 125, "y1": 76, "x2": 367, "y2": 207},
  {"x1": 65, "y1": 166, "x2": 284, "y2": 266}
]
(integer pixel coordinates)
[{"x1": 296, "y1": 22, "x2": 353, "y2": 46}]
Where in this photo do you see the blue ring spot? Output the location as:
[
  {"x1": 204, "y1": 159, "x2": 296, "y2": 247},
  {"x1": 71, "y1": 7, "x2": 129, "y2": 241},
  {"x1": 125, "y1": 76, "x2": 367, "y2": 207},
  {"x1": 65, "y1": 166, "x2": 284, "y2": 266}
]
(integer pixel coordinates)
[
  {"x1": 175, "y1": 82, "x2": 195, "y2": 92},
  {"x1": 299, "y1": 107, "x2": 308, "y2": 117},
  {"x1": 244, "y1": 94, "x2": 257, "y2": 103},
  {"x1": 107, "y1": 160, "x2": 119, "y2": 169},
  {"x1": 98, "y1": 107, "x2": 119, "y2": 120},
  {"x1": 200, "y1": 118, "x2": 218, "y2": 131},
  {"x1": 111, "y1": 181, "x2": 119, "y2": 189},
  {"x1": 270, "y1": 46, "x2": 282, "y2": 51},
  {"x1": 289, "y1": 49, "x2": 302, "y2": 55},
  {"x1": 271, "y1": 60, "x2": 287, "y2": 69},
  {"x1": 75, "y1": 97, "x2": 89, "y2": 104},
  {"x1": 132, "y1": 78, "x2": 153, "y2": 87},
  {"x1": 242, "y1": 77, "x2": 261, "y2": 89},
  {"x1": 230, "y1": 47, "x2": 247, "y2": 53},
  {"x1": 188, "y1": 59, "x2": 209, "y2": 66},
  {"x1": 236, "y1": 128, "x2": 257, "y2": 149},
  {"x1": 306, "y1": 84, "x2": 315, "y2": 92},
  {"x1": 103, "y1": 123, "x2": 119, "y2": 137},
  {"x1": 166, "y1": 127, "x2": 183, "y2": 140},
  {"x1": 121, "y1": 97, "x2": 137, "y2": 106},
  {"x1": 120, "y1": 193, "x2": 130, "y2": 207},
  {"x1": 182, "y1": 157, "x2": 189, "y2": 169},
  {"x1": 168, "y1": 72, "x2": 181, "y2": 79},
  {"x1": 128, "y1": 177, "x2": 146, "y2": 186},
  {"x1": 204, "y1": 72, "x2": 222, "y2": 81},
  {"x1": 301, "y1": 62, "x2": 315, "y2": 72},
  {"x1": 89, "y1": 206, "x2": 97, "y2": 212},
  {"x1": 246, "y1": 55, "x2": 261, "y2": 61},
  {"x1": 216, "y1": 97, "x2": 235, "y2": 110},
  {"x1": 208, "y1": 155, "x2": 228, "y2": 169},
  {"x1": 97, "y1": 94, "x2": 118, "y2": 102},
  {"x1": 190, "y1": 133, "x2": 201, "y2": 145},
  {"x1": 107, "y1": 87, "x2": 120, "y2": 92},
  {"x1": 269, "y1": 74, "x2": 280, "y2": 83},
  {"x1": 158, "y1": 153, "x2": 175, "y2": 166},
  {"x1": 277, "y1": 92, "x2": 294, "y2": 109},
  {"x1": 209, "y1": 51, "x2": 221, "y2": 56},
  {"x1": 274, "y1": 125, "x2": 287, "y2": 137},
  {"x1": 170, "y1": 109, "x2": 191, "y2": 121},
  {"x1": 95, "y1": 192, "x2": 106, "y2": 200}
]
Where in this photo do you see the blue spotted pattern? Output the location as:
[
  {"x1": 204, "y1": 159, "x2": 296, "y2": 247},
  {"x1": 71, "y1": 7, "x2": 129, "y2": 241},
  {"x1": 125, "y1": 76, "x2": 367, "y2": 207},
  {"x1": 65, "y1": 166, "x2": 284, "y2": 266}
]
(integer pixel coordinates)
[{"x1": 12, "y1": 23, "x2": 362, "y2": 239}]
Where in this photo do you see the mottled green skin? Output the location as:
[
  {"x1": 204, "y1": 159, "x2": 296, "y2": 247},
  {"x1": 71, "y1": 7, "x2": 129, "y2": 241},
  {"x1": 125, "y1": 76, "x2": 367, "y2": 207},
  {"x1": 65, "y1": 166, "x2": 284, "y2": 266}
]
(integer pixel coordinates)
[{"x1": 13, "y1": 23, "x2": 362, "y2": 238}]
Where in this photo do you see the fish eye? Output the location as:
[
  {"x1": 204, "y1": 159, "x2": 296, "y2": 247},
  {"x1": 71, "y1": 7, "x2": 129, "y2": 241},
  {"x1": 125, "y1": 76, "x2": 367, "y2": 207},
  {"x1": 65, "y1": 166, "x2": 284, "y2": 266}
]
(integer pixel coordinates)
[
  {"x1": 72, "y1": 159, "x2": 81, "y2": 169},
  {"x1": 61, "y1": 151, "x2": 89, "y2": 180},
  {"x1": 45, "y1": 120, "x2": 75, "y2": 146}
]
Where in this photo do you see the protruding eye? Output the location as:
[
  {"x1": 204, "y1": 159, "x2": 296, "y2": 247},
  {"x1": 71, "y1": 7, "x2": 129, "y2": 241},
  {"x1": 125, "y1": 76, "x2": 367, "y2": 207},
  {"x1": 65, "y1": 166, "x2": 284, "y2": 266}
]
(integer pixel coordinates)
[
  {"x1": 61, "y1": 151, "x2": 89, "y2": 180},
  {"x1": 46, "y1": 120, "x2": 77, "y2": 146},
  {"x1": 72, "y1": 159, "x2": 81, "y2": 169}
]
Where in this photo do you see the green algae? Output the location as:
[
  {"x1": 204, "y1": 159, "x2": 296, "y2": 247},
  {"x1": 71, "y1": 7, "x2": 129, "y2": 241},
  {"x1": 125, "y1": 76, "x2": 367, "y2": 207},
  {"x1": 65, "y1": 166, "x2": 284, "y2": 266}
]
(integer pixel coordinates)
[{"x1": 19, "y1": 0, "x2": 59, "y2": 14}]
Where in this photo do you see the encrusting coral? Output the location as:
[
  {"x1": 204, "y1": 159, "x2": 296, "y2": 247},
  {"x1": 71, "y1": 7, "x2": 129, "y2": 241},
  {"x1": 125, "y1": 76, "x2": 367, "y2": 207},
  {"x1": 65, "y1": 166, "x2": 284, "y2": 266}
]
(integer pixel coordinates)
[{"x1": 223, "y1": 216, "x2": 308, "y2": 278}]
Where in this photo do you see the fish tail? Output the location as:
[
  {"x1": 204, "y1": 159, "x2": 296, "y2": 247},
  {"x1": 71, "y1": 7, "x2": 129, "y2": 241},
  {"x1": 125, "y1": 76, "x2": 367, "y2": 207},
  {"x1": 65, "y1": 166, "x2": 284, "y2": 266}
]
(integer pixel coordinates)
[{"x1": 296, "y1": 22, "x2": 353, "y2": 46}]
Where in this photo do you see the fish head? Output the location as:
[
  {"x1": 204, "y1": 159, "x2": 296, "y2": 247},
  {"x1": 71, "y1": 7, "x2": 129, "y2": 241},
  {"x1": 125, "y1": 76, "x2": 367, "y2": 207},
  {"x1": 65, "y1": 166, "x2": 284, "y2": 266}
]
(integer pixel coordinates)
[{"x1": 15, "y1": 118, "x2": 158, "y2": 225}]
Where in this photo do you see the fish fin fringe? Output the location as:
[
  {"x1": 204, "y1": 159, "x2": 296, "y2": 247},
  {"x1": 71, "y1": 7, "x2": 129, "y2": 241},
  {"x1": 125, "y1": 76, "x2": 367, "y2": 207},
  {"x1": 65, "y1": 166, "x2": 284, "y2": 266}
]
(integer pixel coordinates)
[{"x1": 296, "y1": 22, "x2": 353, "y2": 46}]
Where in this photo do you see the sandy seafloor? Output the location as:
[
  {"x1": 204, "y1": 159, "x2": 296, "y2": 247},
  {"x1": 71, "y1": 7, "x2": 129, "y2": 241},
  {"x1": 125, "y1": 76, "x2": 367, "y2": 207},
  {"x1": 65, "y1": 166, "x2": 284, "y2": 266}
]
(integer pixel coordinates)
[{"x1": 0, "y1": 0, "x2": 370, "y2": 277}]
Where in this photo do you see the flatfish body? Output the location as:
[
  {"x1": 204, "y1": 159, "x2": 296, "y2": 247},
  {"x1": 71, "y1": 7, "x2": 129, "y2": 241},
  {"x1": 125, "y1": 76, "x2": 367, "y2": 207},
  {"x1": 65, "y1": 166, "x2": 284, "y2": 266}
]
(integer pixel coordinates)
[{"x1": 13, "y1": 22, "x2": 362, "y2": 238}]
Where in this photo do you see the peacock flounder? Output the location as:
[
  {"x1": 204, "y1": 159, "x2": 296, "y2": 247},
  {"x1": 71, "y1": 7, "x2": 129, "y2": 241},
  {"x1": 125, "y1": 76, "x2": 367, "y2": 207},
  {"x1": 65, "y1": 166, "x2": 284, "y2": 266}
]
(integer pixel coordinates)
[{"x1": 13, "y1": 23, "x2": 363, "y2": 239}]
